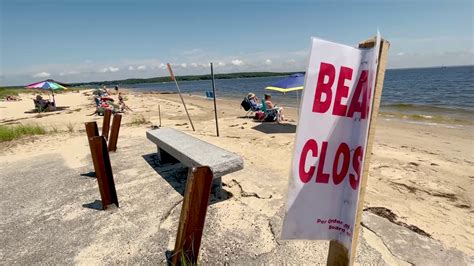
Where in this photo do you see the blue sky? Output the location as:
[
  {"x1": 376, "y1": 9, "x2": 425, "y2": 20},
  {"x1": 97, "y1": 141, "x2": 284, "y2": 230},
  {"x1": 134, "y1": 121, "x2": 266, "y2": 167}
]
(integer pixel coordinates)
[{"x1": 1, "y1": 0, "x2": 473, "y2": 85}]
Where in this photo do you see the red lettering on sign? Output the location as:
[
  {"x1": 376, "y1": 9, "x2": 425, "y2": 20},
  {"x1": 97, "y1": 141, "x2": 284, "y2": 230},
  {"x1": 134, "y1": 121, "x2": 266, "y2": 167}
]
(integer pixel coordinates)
[
  {"x1": 333, "y1": 67, "x2": 353, "y2": 116},
  {"x1": 312, "y1": 62, "x2": 335, "y2": 113},
  {"x1": 347, "y1": 70, "x2": 368, "y2": 118},
  {"x1": 299, "y1": 139, "x2": 318, "y2": 183},
  {"x1": 315, "y1": 141, "x2": 330, "y2": 183},
  {"x1": 350, "y1": 146, "x2": 363, "y2": 189},
  {"x1": 332, "y1": 143, "x2": 350, "y2": 185},
  {"x1": 297, "y1": 138, "x2": 364, "y2": 190}
]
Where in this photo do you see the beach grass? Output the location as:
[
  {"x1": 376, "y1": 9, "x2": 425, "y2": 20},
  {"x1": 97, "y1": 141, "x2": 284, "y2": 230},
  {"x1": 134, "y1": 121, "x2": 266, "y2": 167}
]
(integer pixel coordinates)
[
  {"x1": 0, "y1": 124, "x2": 47, "y2": 142},
  {"x1": 131, "y1": 114, "x2": 148, "y2": 125},
  {"x1": 0, "y1": 88, "x2": 32, "y2": 99}
]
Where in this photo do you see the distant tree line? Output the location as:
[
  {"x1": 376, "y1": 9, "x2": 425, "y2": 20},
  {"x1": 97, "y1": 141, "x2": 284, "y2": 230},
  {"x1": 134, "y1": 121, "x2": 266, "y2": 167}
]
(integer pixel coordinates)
[{"x1": 71, "y1": 71, "x2": 301, "y2": 87}]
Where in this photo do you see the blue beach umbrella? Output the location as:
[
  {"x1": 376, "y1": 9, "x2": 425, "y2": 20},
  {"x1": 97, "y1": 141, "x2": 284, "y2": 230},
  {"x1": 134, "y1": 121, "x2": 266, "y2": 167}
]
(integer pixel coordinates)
[
  {"x1": 265, "y1": 73, "x2": 305, "y2": 114},
  {"x1": 265, "y1": 73, "x2": 305, "y2": 93}
]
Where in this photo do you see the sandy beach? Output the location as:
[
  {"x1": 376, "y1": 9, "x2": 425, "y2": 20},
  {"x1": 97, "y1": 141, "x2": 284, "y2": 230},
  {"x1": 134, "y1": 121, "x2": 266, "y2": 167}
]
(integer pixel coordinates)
[{"x1": 1, "y1": 90, "x2": 473, "y2": 264}]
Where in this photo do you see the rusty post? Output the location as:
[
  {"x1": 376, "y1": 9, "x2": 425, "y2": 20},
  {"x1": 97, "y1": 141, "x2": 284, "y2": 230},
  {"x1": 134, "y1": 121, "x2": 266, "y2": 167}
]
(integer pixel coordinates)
[
  {"x1": 89, "y1": 136, "x2": 119, "y2": 209},
  {"x1": 102, "y1": 109, "x2": 112, "y2": 140},
  {"x1": 85, "y1": 121, "x2": 99, "y2": 140},
  {"x1": 171, "y1": 166, "x2": 213, "y2": 265},
  {"x1": 85, "y1": 122, "x2": 100, "y2": 167},
  {"x1": 108, "y1": 114, "x2": 122, "y2": 152}
]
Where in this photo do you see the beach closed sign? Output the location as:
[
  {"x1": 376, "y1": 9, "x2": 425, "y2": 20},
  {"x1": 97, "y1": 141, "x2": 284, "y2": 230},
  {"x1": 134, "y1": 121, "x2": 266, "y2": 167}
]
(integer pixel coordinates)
[{"x1": 281, "y1": 36, "x2": 380, "y2": 253}]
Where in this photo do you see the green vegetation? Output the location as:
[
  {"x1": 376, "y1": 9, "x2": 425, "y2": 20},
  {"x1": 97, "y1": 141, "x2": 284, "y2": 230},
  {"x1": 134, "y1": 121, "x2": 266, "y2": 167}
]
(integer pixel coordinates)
[
  {"x1": 131, "y1": 115, "x2": 148, "y2": 125},
  {"x1": 0, "y1": 124, "x2": 46, "y2": 142},
  {"x1": 71, "y1": 71, "x2": 300, "y2": 86},
  {"x1": 66, "y1": 122, "x2": 75, "y2": 133},
  {"x1": 0, "y1": 87, "x2": 32, "y2": 99}
]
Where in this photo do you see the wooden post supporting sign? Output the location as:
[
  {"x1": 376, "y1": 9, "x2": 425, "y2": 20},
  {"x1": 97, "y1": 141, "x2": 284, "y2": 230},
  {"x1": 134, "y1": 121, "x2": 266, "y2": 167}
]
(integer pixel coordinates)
[
  {"x1": 102, "y1": 109, "x2": 112, "y2": 141},
  {"x1": 171, "y1": 166, "x2": 213, "y2": 265},
  {"x1": 327, "y1": 37, "x2": 390, "y2": 265},
  {"x1": 89, "y1": 136, "x2": 119, "y2": 210},
  {"x1": 108, "y1": 114, "x2": 122, "y2": 152}
]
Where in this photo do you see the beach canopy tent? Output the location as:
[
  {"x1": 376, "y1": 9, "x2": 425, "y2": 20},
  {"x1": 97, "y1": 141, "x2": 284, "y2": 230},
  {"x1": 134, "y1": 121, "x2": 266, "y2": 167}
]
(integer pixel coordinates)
[
  {"x1": 265, "y1": 73, "x2": 305, "y2": 113},
  {"x1": 26, "y1": 79, "x2": 68, "y2": 105}
]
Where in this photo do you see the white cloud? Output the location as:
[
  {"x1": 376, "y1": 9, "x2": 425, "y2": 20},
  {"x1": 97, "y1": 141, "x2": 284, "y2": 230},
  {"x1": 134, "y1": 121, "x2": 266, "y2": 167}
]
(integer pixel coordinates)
[
  {"x1": 265, "y1": 59, "x2": 272, "y2": 65},
  {"x1": 397, "y1": 52, "x2": 405, "y2": 56},
  {"x1": 33, "y1": 72, "x2": 51, "y2": 78},
  {"x1": 99, "y1": 66, "x2": 120, "y2": 73},
  {"x1": 128, "y1": 66, "x2": 135, "y2": 71},
  {"x1": 217, "y1": 62, "x2": 226, "y2": 67},
  {"x1": 137, "y1": 65, "x2": 147, "y2": 70},
  {"x1": 191, "y1": 63, "x2": 198, "y2": 67},
  {"x1": 180, "y1": 63, "x2": 187, "y2": 68},
  {"x1": 159, "y1": 63, "x2": 166, "y2": 69},
  {"x1": 231, "y1": 59, "x2": 244, "y2": 66}
]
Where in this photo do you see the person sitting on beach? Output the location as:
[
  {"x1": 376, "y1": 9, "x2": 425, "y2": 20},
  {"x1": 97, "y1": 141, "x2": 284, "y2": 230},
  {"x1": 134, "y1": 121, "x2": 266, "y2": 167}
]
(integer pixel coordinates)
[
  {"x1": 114, "y1": 86, "x2": 119, "y2": 94},
  {"x1": 118, "y1": 92, "x2": 132, "y2": 112},
  {"x1": 35, "y1": 95, "x2": 52, "y2": 111},
  {"x1": 264, "y1": 93, "x2": 285, "y2": 121},
  {"x1": 247, "y1": 93, "x2": 262, "y2": 111}
]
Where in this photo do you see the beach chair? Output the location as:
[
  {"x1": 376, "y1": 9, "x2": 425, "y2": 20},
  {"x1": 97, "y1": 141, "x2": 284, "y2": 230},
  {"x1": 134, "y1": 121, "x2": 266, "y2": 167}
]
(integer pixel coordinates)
[
  {"x1": 260, "y1": 99, "x2": 279, "y2": 122},
  {"x1": 33, "y1": 99, "x2": 50, "y2": 112},
  {"x1": 241, "y1": 96, "x2": 262, "y2": 118},
  {"x1": 205, "y1": 91, "x2": 214, "y2": 99}
]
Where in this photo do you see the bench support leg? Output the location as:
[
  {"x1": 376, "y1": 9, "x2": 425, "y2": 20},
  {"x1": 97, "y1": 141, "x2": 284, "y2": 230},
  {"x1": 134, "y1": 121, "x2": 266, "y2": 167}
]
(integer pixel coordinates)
[{"x1": 157, "y1": 147, "x2": 179, "y2": 164}]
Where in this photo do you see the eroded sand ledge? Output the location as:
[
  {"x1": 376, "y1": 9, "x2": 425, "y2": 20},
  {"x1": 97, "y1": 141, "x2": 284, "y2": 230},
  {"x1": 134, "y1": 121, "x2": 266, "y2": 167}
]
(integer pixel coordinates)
[{"x1": 1, "y1": 91, "x2": 472, "y2": 264}]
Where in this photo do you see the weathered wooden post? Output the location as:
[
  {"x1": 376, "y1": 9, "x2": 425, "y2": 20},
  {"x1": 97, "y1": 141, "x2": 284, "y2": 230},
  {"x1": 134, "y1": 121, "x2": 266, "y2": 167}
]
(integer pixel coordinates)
[
  {"x1": 89, "y1": 136, "x2": 119, "y2": 209},
  {"x1": 108, "y1": 114, "x2": 122, "y2": 152},
  {"x1": 171, "y1": 166, "x2": 213, "y2": 265},
  {"x1": 102, "y1": 109, "x2": 112, "y2": 140}
]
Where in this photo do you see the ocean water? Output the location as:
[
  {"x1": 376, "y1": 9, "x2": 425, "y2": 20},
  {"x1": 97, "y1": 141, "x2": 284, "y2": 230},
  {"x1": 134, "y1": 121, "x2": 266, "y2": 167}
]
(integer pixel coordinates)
[{"x1": 124, "y1": 65, "x2": 473, "y2": 125}]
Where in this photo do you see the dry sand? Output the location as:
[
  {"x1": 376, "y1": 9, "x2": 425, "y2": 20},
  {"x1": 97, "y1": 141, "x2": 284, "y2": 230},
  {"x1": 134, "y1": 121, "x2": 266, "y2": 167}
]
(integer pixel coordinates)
[{"x1": 0, "y1": 90, "x2": 472, "y2": 263}]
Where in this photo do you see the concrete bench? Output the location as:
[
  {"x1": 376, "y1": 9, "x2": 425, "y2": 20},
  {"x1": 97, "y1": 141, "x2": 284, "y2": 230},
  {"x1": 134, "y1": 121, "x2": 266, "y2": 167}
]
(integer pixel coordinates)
[{"x1": 146, "y1": 128, "x2": 244, "y2": 189}]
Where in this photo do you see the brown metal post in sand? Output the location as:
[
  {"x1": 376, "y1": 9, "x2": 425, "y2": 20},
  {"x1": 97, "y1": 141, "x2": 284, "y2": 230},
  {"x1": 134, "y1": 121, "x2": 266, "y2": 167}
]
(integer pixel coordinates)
[
  {"x1": 85, "y1": 121, "x2": 99, "y2": 140},
  {"x1": 89, "y1": 136, "x2": 119, "y2": 210},
  {"x1": 167, "y1": 63, "x2": 195, "y2": 131},
  {"x1": 108, "y1": 114, "x2": 122, "y2": 152},
  {"x1": 102, "y1": 109, "x2": 112, "y2": 140},
  {"x1": 158, "y1": 104, "x2": 162, "y2": 127},
  {"x1": 85, "y1": 122, "x2": 100, "y2": 173},
  {"x1": 171, "y1": 166, "x2": 213, "y2": 265}
]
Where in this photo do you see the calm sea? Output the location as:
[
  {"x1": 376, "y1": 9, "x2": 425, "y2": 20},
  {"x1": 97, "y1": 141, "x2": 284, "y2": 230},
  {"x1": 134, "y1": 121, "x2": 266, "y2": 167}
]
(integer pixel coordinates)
[{"x1": 124, "y1": 65, "x2": 473, "y2": 125}]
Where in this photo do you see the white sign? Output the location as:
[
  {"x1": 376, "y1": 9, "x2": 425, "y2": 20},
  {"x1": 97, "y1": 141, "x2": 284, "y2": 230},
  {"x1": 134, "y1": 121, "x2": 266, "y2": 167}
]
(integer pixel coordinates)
[{"x1": 281, "y1": 35, "x2": 381, "y2": 254}]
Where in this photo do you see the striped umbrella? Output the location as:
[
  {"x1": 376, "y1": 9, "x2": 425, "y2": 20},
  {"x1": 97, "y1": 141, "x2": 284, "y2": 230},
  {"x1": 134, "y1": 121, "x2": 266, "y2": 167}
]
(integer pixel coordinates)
[{"x1": 26, "y1": 80, "x2": 68, "y2": 104}]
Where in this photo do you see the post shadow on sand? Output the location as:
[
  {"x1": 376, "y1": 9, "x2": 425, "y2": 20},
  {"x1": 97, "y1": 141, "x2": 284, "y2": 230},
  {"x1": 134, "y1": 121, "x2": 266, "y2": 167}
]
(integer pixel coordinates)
[
  {"x1": 251, "y1": 122, "x2": 297, "y2": 134},
  {"x1": 80, "y1": 171, "x2": 96, "y2": 178},
  {"x1": 24, "y1": 106, "x2": 70, "y2": 113},
  {"x1": 142, "y1": 153, "x2": 232, "y2": 204},
  {"x1": 82, "y1": 200, "x2": 103, "y2": 210}
]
